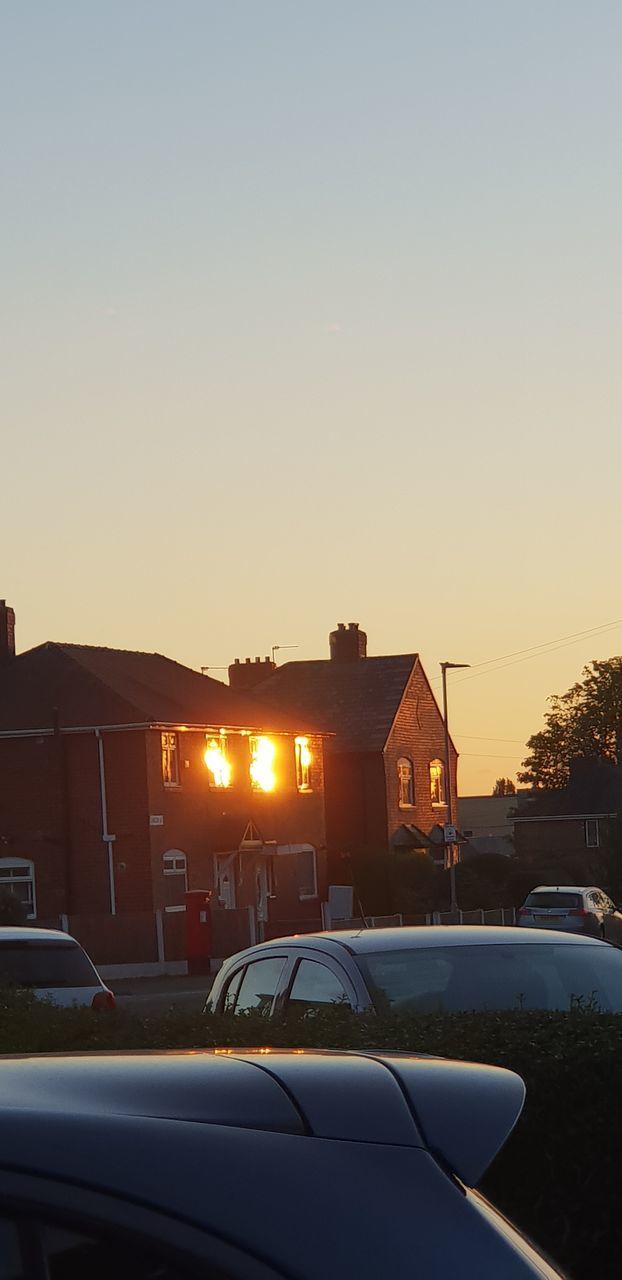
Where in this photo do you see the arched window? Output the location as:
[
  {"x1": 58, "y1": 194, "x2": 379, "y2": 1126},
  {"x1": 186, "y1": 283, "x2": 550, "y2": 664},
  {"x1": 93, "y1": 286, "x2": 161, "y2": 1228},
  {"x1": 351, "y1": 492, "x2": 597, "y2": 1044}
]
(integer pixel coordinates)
[
  {"x1": 429, "y1": 759, "x2": 446, "y2": 806},
  {"x1": 0, "y1": 858, "x2": 36, "y2": 918},
  {"x1": 397, "y1": 757, "x2": 415, "y2": 807}
]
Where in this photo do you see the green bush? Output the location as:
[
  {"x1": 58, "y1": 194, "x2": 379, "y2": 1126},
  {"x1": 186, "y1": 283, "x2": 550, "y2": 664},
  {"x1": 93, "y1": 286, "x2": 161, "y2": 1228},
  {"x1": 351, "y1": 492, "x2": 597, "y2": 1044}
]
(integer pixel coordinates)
[{"x1": 1, "y1": 987, "x2": 619, "y2": 1280}]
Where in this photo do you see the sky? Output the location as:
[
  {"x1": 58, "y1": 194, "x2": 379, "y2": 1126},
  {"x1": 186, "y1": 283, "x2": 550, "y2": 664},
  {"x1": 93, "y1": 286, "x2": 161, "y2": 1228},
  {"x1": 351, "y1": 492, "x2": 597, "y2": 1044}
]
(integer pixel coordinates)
[{"x1": 2, "y1": 2, "x2": 621, "y2": 795}]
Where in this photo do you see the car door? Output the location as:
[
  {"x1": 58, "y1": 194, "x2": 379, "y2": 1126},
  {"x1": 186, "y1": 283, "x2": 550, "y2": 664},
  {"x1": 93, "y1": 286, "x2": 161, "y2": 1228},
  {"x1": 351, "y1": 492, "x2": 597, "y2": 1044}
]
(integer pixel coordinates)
[
  {"x1": 221, "y1": 954, "x2": 294, "y2": 1017},
  {"x1": 281, "y1": 954, "x2": 361, "y2": 1018}
]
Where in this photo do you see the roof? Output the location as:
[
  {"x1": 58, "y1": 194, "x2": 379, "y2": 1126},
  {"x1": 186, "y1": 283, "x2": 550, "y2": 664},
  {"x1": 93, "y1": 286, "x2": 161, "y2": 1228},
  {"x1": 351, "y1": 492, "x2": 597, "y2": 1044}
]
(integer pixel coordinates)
[
  {"x1": 241, "y1": 924, "x2": 606, "y2": 955},
  {"x1": 527, "y1": 885, "x2": 598, "y2": 894},
  {"x1": 255, "y1": 654, "x2": 419, "y2": 752},
  {"x1": 0, "y1": 1049, "x2": 524, "y2": 1187},
  {"x1": 0, "y1": 927, "x2": 75, "y2": 943},
  {"x1": 0, "y1": 643, "x2": 322, "y2": 736}
]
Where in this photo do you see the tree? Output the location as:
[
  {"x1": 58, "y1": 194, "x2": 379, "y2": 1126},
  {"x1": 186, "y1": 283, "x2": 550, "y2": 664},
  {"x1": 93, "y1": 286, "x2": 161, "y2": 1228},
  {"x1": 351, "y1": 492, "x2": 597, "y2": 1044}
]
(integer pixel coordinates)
[
  {"x1": 519, "y1": 657, "x2": 622, "y2": 789},
  {"x1": 492, "y1": 777, "x2": 516, "y2": 796}
]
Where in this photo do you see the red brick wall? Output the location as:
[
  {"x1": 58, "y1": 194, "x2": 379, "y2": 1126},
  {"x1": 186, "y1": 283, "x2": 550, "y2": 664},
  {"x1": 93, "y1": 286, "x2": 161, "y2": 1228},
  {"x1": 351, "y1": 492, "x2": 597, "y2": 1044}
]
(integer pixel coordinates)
[
  {"x1": 384, "y1": 662, "x2": 459, "y2": 845},
  {"x1": 514, "y1": 818, "x2": 592, "y2": 860},
  {"x1": 0, "y1": 734, "x2": 67, "y2": 919},
  {"x1": 324, "y1": 751, "x2": 388, "y2": 859},
  {"x1": 144, "y1": 728, "x2": 328, "y2": 914}
]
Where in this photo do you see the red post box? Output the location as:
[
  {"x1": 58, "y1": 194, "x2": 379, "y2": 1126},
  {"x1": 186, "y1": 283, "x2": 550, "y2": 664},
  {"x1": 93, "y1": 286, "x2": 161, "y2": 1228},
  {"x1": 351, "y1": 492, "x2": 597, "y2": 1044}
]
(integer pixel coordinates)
[{"x1": 185, "y1": 889, "x2": 213, "y2": 975}]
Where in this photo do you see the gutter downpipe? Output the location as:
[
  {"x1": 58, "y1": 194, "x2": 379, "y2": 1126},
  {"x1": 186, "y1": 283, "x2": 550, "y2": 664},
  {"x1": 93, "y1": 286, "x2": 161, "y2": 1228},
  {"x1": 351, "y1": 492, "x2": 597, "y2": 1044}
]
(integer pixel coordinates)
[{"x1": 95, "y1": 729, "x2": 116, "y2": 915}]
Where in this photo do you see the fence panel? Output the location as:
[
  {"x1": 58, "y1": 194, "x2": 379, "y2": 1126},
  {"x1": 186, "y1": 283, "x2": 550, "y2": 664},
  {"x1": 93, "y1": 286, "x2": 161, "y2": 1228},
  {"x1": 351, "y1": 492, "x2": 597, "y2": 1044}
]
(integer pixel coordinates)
[{"x1": 68, "y1": 912, "x2": 158, "y2": 966}]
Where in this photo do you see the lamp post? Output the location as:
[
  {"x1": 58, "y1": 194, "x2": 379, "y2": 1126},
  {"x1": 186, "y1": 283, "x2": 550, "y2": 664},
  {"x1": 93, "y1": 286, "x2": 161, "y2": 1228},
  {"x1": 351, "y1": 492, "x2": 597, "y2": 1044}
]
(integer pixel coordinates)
[{"x1": 440, "y1": 661, "x2": 470, "y2": 912}]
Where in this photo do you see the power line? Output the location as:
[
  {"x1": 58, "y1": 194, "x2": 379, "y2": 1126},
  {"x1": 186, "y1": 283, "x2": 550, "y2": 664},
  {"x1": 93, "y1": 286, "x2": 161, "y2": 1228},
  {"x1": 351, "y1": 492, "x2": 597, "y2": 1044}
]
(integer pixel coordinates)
[
  {"x1": 457, "y1": 734, "x2": 526, "y2": 744},
  {"x1": 460, "y1": 751, "x2": 524, "y2": 760},
  {"x1": 429, "y1": 616, "x2": 622, "y2": 687}
]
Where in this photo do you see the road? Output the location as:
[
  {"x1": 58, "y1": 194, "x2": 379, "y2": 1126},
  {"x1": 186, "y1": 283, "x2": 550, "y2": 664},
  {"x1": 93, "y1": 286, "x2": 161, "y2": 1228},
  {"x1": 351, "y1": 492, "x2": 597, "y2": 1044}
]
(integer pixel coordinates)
[{"x1": 111, "y1": 975, "x2": 212, "y2": 1017}]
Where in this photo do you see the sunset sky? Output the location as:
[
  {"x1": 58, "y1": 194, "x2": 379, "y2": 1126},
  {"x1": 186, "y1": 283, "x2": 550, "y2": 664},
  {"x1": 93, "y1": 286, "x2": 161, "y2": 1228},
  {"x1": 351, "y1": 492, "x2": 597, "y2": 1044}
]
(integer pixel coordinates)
[{"x1": 3, "y1": 2, "x2": 621, "y2": 795}]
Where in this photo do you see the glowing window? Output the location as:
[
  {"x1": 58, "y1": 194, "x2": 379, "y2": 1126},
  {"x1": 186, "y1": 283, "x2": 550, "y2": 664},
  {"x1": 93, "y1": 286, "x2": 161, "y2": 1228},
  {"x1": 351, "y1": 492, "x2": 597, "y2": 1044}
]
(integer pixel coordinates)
[
  {"x1": 397, "y1": 757, "x2": 415, "y2": 807},
  {"x1": 249, "y1": 736, "x2": 276, "y2": 792},
  {"x1": 430, "y1": 759, "x2": 445, "y2": 806},
  {"x1": 295, "y1": 736, "x2": 312, "y2": 791},
  {"x1": 204, "y1": 733, "x2": 232, "y2": 788},
  {"x1": 161, "y1": 732, "x2": 179, "y2": 787}
]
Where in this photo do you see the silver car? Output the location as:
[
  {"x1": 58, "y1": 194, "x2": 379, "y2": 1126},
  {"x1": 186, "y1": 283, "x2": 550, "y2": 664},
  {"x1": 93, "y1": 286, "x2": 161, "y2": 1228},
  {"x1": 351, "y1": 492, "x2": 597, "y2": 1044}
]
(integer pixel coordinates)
[
  {"x1": 205, "y1": 924, "x2": 622, "y2": 1016},
  {"x1": 517, "y1": 885, "x2": 622, "y2": 942}
]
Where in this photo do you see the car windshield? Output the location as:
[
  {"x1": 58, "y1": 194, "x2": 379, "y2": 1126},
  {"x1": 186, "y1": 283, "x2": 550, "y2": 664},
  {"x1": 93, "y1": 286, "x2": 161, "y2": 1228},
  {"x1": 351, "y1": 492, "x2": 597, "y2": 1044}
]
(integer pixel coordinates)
[
  {"x1": 356, "y1": 943, "x2": 622, "y2": 1013},
  {"x1": 0, "y1": 941, "x2": 98, "y2": 989},
  {"x1": 524, "y1": 893, "x2": 582, "y2": 909}
]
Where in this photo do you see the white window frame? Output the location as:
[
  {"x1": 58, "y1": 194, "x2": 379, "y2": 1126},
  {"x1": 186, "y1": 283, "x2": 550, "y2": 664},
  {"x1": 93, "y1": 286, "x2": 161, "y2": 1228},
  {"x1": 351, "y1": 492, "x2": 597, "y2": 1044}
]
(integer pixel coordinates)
[
  {"x1": 397, "y1": 756, "x2": 415, "y2": 808},
  {"x1": 297, "y1": 847, "x2": 318, "y2": 901},
  {"x1": 163, "y1": 849, "x2": 188, "y2": 883},
  {"x1": 161, "y1": 731, "x2": 180, "y2": 788},
  {"x1": 430, "y1": 759, "x2": 446, "y2": 807},
  {"x1": 585, "y1": 818, "x2": 600, "y2": 848},
  {"x1": 295, "y1": 737, "x2": 312, "y2": 793},
  {"x1": 0, "y1": 857, "x2": 36, "y2": 919}
]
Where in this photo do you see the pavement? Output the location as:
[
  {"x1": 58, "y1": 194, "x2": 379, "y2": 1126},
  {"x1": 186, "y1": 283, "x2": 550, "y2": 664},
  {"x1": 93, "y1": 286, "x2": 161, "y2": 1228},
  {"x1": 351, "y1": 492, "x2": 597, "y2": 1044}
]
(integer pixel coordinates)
[{"x1": 111, "y1": 972, "x2": 212, "y2": 1016}]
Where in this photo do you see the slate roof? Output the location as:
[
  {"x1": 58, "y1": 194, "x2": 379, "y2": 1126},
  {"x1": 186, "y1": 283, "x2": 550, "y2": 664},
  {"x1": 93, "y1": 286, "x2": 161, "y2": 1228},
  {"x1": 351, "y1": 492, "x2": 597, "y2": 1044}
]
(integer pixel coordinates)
[
  {"x1": 255, "y1": 655, "x2": 418, "y2": 753},
  {"x1": 0, "y1": 643, "x2": 321, "y2": 736}
]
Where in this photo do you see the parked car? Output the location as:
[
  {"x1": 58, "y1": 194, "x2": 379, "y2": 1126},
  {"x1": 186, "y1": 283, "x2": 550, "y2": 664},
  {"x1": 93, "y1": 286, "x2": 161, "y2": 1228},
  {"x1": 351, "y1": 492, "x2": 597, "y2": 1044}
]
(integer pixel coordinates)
[
  {"x1": 0, "y1": 1049, "x2": 565, "y2": 1278},
  {"x1": 0, "y1": 926, "x2": 115, "y2": 1009},
  {"x1": 205, "y1": 925, "x2": 622, "y2": 1017},
  {"x1": 517, "y1": 885, "x2": 622, "y2": 941}
]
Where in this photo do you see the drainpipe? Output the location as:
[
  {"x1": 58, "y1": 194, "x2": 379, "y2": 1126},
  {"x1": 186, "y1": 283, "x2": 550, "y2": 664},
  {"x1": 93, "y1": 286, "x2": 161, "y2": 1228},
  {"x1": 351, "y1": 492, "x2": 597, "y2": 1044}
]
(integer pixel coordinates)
[{"x1": 95, "y1": 729, "x2": 116, "y2": 915}]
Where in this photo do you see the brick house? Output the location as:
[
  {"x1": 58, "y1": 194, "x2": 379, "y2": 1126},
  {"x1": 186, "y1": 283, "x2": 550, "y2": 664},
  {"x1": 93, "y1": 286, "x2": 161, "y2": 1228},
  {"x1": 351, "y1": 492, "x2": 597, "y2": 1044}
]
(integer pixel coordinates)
[
  {"x1": 513, "y1": 758, "x2": 622, "y2": 888},
  {"x1": 233, "y1": 623, "x2": 459, "y2": 893},
  {"x1": 0, "y1": 602, "x2": 327, "y2": 966}
]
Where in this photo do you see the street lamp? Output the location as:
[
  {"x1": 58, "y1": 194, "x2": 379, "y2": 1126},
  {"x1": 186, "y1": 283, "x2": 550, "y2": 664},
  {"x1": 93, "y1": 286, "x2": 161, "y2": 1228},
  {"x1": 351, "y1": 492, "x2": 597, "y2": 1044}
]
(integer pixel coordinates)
[{"x1": 440, "y1": 661, "x2": 470, "y2": 912}]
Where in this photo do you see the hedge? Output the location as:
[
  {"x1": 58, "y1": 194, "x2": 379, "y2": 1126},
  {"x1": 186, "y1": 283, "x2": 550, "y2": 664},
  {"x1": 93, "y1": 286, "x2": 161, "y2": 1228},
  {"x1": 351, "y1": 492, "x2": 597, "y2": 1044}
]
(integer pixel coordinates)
[{"x1": 1, "y1": 988, "x2": 620, "y2": 1280}]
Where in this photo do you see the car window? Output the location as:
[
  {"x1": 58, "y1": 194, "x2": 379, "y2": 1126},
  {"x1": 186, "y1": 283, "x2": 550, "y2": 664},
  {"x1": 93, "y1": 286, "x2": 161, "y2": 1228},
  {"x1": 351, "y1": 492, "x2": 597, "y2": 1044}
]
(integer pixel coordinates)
[
  {"x1": 0, "y1": 941, "x2": 98, "y2": 990},
  {"x1": 222, "y1": 966, "x2": 245, "y2": 1013},
  {"x1": 357, "y1": 943, "x2": 622, "y2": 1013},
  {"x1": 524, "y1": 892, "x2": 581, "y2": 910},
  {"x1": 287, "y1": 959, "x2": 351, "y2": 1014},
  {"x1": 589, "y1": 892, "x2": 602, "y2": 908},
  {"x1": 0, "y1": 1214, "x2": 206, "y2": 1280},
  {"x1": 233, "y1": 956, "x2": 287, "y2": 1015}
]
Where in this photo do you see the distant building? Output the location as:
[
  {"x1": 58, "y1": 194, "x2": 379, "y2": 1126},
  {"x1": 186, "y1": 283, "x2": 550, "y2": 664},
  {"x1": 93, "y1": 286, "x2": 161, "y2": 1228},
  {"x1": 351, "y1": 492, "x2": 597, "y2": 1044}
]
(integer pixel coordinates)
[
  {"x1": 458, "y1": 792, "x2": 532, "y2": 859},
  {"x1": 513, "y1": 758, "x2": 622, "y2": 879},
  {"x1": 235, "y1": 622, "x2": 459, "y2": 881}
]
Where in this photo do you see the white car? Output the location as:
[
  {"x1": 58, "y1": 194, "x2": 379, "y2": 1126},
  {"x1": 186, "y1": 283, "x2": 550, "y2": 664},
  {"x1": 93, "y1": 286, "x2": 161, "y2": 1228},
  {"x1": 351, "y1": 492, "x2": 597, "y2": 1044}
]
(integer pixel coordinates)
[{"x1": 0, "y1": 927, "x2": 115, "y2": 1009}]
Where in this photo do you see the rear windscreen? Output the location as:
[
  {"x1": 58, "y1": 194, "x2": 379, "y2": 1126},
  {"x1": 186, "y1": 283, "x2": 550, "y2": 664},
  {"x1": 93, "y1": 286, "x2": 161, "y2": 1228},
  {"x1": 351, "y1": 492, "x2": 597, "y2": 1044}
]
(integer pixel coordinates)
[
  {"x1": 524, "y1": 893, "x2": 582, "y2": 909},
  {"x1": 0, "y1": 941, "x2": 98, "y2": 988}
]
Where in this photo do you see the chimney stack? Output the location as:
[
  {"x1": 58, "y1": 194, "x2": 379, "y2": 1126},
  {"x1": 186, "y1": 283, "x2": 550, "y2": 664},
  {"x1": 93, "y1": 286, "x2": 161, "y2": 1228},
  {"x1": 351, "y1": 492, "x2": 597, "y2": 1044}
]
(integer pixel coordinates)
[
  {"x1": 0, "y1": 601, "x2": 15, "y2": 662},
  {"x1": 329, "y1": 621, "x2": 367, "y2": 662},
  {"x1": 228, "y1": 655, "x2": 276, "y2": 690}
]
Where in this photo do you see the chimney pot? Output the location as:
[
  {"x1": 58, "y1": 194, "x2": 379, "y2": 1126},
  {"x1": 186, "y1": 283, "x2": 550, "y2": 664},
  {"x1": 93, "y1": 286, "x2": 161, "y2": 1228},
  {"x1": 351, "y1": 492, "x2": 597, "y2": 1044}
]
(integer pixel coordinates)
[{"x1": 0, "y1": 601, "x2": 15, "y2": 662}]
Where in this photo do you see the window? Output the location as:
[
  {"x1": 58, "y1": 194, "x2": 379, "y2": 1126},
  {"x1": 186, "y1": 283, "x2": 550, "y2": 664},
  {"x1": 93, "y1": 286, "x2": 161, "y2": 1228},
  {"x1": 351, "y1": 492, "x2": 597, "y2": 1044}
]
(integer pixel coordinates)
[
  {"x1": 0, "y1": 858, "x2": 36, "y2": 918},
  {"x1": 161, "y1": 732, "x2": 179, "y2": 787},
  {"x1": 204, "y1": 733, "x2": 231, "y2": 788},
  {"x1": 287, "y1": 959, "x2": 351, "y2": 1014},
  {"x1": 232, "y1": 956, "x2": 287, "y2": 1015},
  {"x1": 249, "y1": 736, "x2": 276, "y2": 792},
  {"x1": 0, "y1": 939, "x2": 98, "y2": 989},
  {"x1": 297, "y1": 847, "x2": 318, "y2": 900},
  {"x1": 162, "y1": 850, "x2": 188, "y2": 910},
  {"x1": 295, "y1": 736, "x2": 312, "y2": 791},
  {"x1": 397, "y1": 757, "x2": 414, "y2": 807},
  {"x1": 429, "y1": 759, "x2": 445, "y2": 806},
  {"x1": 0, "y1": 1213, "x2": 197, "y2": 1280},
  {"x1": 585, "y1": 818, "x2": 600, "y2": 848}
]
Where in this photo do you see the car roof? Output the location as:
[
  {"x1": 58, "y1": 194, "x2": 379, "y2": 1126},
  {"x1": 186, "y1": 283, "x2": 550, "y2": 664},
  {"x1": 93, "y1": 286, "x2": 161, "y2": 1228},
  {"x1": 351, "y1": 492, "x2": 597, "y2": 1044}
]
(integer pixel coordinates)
[
  {"x1": 0, "y1": 1049, "x2": 524, "y2": 1187},
  {"x1": 0, "y1": 926, "x2": 79, "y2": 943},
  {"x1": 240, "y1": 924, "x2": 606, "y2": 956},
  {"x1": 527, "y1": 885, "x2": 596, "y2": 894}
]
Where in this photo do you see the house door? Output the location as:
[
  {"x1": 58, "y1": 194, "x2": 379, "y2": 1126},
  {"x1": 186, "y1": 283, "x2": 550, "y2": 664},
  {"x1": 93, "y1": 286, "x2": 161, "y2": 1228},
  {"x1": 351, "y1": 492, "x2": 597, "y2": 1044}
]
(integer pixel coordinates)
[
  {"x1": 215, "y1": 853, "x2": 237, "y2": 909},
  {"x1": 256, "y1": 861, "x2": 269, "y2": 925}
]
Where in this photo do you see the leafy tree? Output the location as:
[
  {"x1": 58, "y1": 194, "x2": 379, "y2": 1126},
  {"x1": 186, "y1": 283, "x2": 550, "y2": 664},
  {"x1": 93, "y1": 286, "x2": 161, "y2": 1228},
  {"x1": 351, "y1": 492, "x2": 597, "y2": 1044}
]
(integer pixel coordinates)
[
  {"x1": 519, "y1": 657, "x2": 622, "y2": 789},
  {"x1": 492, "y1": 777, "x2": 516, "y2": 796}
]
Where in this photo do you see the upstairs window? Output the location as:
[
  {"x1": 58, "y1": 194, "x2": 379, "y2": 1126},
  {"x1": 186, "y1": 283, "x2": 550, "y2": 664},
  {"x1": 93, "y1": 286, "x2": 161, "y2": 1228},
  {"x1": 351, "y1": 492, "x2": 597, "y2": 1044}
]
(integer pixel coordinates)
[
  {"x1": 250, "y1": 736, "x2": 276, "y2": 792},
  {"x1": 204, "y1": 733, "x2": 232, "y2": 788},
  {"x1": 397, "y1": 757, "x2": 415, "y2": 807},
  {"x1": 295, "y1": 736, "x2": 312, "y2": 791},
  {"x1": 297, "y1": 847, "x2": 318, "y2": 900},
  {"x1": 161, "y1": 731, "x2": 179, "y2": 787},
  {"x1": 430, "y1": 759, "x2": 446, "y2": 806}
]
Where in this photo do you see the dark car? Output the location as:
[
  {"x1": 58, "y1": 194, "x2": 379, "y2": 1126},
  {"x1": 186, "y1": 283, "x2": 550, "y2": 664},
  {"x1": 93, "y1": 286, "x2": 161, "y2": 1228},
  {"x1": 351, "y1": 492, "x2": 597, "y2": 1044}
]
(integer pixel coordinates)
[
  {"x1": 517, "y1": 885, "x2": 622, "y2": 941},
  {"x1": 0, "y1": 1049, "x2": 565, "y2": 1278},
  {"x1": 205, "y1": 925, "x2": 622, "y2": 1017}
]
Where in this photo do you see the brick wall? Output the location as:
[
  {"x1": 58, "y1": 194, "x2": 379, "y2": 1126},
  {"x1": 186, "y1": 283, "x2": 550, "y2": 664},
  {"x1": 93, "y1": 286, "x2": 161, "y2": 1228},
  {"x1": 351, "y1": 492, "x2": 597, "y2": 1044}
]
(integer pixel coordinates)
[
  {"x1": 384, "y1": 662, "x2": 459, "y2": 845},
  {"x1": 0, "y1": 734, "x2": 67, "y2": 918}
]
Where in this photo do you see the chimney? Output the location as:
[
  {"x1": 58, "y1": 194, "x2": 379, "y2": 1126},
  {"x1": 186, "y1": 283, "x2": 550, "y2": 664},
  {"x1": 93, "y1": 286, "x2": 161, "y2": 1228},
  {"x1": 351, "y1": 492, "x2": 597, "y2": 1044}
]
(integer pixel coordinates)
[
  {"x1": 329, "y1": 621, "x2": 367, "y2": 662},
  {"x1": 0, "y1": 601, "x2": 15, "y2": 662},
  {"x1": 228, "y1": 655, "x2": 276, "y2": 690}
]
